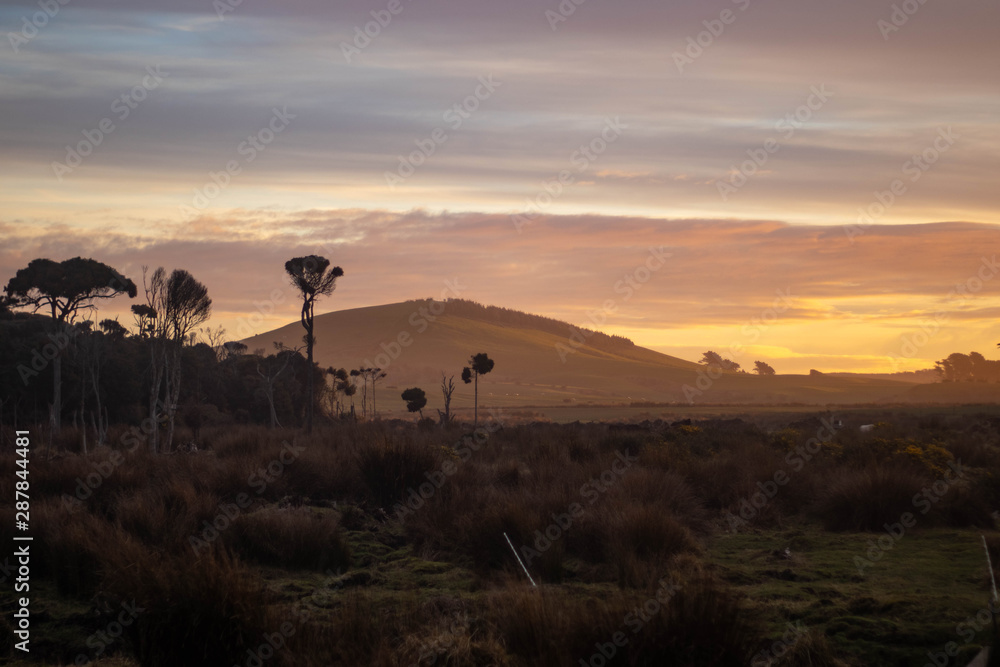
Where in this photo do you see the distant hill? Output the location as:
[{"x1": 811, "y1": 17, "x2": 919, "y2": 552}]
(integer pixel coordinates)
[
  {"x1": 826, "y1": 369, "x2": 940, "y2": 384},
  {"x1": 242, "y1": 299, "x2": 996, "y2": 415}
]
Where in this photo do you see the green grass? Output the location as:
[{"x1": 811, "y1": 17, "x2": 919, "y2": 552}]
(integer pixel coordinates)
[{"x1": 708, "y1": 523, "x2": 997, "y2": 665}]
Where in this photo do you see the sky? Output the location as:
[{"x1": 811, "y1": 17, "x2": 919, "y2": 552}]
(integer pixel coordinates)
[{"x1": 1, "y1": 0, "x2": 998, "y2": 373}]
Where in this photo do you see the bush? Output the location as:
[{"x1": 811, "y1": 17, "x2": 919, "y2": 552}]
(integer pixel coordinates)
[
  {"x1": 488, "y1": 575, "x2": 761, "y2": 666},
  {"x1": 103, "y1": 548, "x2": 284, "y2": 667},
  {"x1": 224, "y1": 507, "x2": 351, "y2": 570},
  {"x1": 813, "y1": 466, "x2": 929, "y2": 531},
  {"x1": 357, "y1": 436, "x2": 441, "y2": 508}
]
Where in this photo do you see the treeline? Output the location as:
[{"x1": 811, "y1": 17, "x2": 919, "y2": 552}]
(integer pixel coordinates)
[
  {"x1": 698, "y1": 350, "x2": 776, "y2": 375},
  {"x1": 935, "y1": 352, "x2": 1000, "y2": 383},
  {"x1": 0, "y1": 256, "x2": 363, "y2": 452},
  {"x1": 0, "y1": 311, "x2": 334, "y2": 439},
  {"x1": 0, "y1": 257, "x2": 506, "y2": 452}
]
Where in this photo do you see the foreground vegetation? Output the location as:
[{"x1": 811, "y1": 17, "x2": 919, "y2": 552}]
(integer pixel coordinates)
[{"x1": 3, "y1": 408, "x2": 1000, "y2": 665}]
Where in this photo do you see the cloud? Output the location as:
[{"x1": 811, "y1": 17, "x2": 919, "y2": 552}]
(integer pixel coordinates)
[
  {"x1": 3, "y1": 210, "x2": 999, "y2": 372},
  {"x1": 1, "y1": 1, "x2": 997, "y2": 227},
  {"x1": 2, "y1": 0, "x2": 997, "y2": 371}
]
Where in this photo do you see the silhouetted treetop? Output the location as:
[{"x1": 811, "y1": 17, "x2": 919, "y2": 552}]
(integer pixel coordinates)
[{"x1": 4, "y1": 257, "x2": 137, "y2": 322}]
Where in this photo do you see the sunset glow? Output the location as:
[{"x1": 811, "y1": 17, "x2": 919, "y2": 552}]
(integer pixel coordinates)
[{"x1": 3, "y1": 0, "x2": 998, "y2": 373}]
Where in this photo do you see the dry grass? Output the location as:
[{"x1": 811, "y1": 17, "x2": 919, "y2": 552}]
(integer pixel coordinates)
[{"x1": 8, "y1": 414, "x2": 999, "y2": 665}]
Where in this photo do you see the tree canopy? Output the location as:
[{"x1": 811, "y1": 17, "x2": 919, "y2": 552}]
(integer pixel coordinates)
[
  {"x1": 4, "y1": 257, "x2": 137, "y2": 323},
  {"x1": 401, "y1": 387, "x2": 427, "y2": 417}
]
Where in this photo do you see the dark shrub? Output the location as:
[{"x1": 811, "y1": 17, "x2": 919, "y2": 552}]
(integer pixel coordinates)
[
  {"x1": 813, "y1": 465, "x2": 928, "y2": 531},
  {"x1": 357, "y1": 437, "x2": 441, "y2": 508},
  {"x1": 224, "y1": 507, "x2": 351, "y2": 570},
  {"x1": 104, "y1": 548, "x2": 282, "y2": 667}
]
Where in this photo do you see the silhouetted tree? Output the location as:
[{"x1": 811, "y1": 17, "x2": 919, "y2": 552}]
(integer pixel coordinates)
[
  {"x1": 362, "y1": 367, "x2": 387, "y2": 420},
  {"x1": 199, "y1": 325, "x2": 228, "y2": 360},
  {"x1": 936, "y1": 352, "x2": 973, "y2": 382},
  {"x1": 3, "y1": 257, "x2": 136, "y2": 435},
  {"x1": 438, "y1": 373, "x2": 456, "y2": 425},
  {"x1": 700, "y1": 351, "x2": 724, "y2": 367},
  {"x1": 257, "y1": 343, "x2": 300, "y2": 429},
  {"x1": 753, "y1": 361, "x2": 776, "y2": 376},
  {"x1": 935, "y1": 351, "x2": 1000, "y2": 383},
  {"x1": 221, "y1": 341, "x2": 248, "y2": 361},
  {"x1": 285, "y1": 256, "x2": 343, "y2": 433},
  {"x1": 462, "y1": 353, "x2": 494, "y2": 426},
  {"x1": 401, "y1": 387, "x2": 427, "y2": 418},
  {"x1": 130, "y1": 303, "x2": 157, "y2": 338},
  {"x1": 343, "y1": 370, "x2": 359, "y2": 419},
  {"x1": 142, "y1": 267, "x2": 212, "y2": 452},
  {"x1": 99, "y1": 318, "x2": 128, "y2": 341},
  {"x1": 323, "y1": 367, "x2": 348, "y2": 417},
  {"x1": 352, "y1": 367, "x2": 387, "y2": 420},
  {"x1": 699, "y1": 350, "x2": 740, "y2": 372}
]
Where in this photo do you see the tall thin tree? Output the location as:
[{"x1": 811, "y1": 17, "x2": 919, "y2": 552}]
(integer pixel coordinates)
[
  {"x1": 141, "y1": 267, "x2": 212, "y2": 453},
  {"x1": 438, "y1": 373, "x2": 456, "y2": 425},
  {"x1": 285, "y1": 256, "x2": 343, "y2": 433},
  {"x1": 462, "y1": 353, "x2": 494, "y2": 427}
]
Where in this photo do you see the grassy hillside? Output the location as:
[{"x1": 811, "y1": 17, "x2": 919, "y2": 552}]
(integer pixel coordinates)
[{"x1": 242, "y1": 299, "x2": 996, "y2": 412}]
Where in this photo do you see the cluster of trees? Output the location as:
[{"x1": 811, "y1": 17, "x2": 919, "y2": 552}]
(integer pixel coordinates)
[
  {"x1": 0, "y1": 258, "x2": 318, "y2": 450},
  {"x1": 934, "y1": 352, "x2": 1000, "y2": 383},
  {"x1": 1, "y1": 255, "x2": 497, "y2": 451},
  {"x1": 698, "y1": 351, "x2": 776, "y2": 376},
  {"x1": 401, "y1": 352, "x2": 495, "y2": 427}
]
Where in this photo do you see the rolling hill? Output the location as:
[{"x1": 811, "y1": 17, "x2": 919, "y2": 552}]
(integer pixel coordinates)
[{"x1": 241, "y1": 299, "x2": 991, "y2": 417}]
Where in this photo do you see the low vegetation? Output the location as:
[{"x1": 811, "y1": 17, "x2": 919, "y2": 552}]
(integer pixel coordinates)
[{"x1": 2, "y1": 408, "x2": 1000, "y2": 665}]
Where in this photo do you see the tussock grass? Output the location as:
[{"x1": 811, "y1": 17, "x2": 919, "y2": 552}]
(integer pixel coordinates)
[{"x1": 13, "y1": 412, "x2": 1000, "y2": 665}]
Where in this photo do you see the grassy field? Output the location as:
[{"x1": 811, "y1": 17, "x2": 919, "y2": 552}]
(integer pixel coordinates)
[
  {"x1": 397, "y1": 402, "x2": 1000, "y2": 426},
  {"x1": 3, "y1": 406, "x2": 1000, "y2": 665}
]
